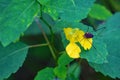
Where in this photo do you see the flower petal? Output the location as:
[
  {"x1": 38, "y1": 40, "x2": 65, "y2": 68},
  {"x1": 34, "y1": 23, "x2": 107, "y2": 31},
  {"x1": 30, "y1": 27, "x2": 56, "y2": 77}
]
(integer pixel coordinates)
[
  {"x1": 64, "y1": 28, "x2": 72, "y2": 41},
  {"x1": 66, "y1": 43, "x2": 81, "y2": 58},
  {"x1": 79, "y1": 38, "x2": 93, "y2": 50},
  {"x1": 77, "y1": 30, "x2": 85, "y2": 41},
  {"x1": 64, "y1": 28, "x2": 85, "y2": 42}
]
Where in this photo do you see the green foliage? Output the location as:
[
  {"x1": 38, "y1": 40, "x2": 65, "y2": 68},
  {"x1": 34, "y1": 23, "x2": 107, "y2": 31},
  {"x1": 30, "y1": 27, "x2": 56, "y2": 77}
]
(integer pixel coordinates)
[
  {"x1": 34, "y1": 67, "x2": 55, "y2": 80},
  {"x1": 89, "y1": 12, "x2": 120, "y2": 78},
  {"x1": 67, "y1": 63, "x2": 81, "y2": 79},
  {"x1": 54, "y1": 66, "x2": 67, "y2": 80},
  {"x1": 89, "y1": 4, "x2": 112, "y2": 20},
  {"x1": 80, "y1": 38, "x2": 108, "y2": 64},
  {"x1": 38, "y1": 0, "x2": 95, "y2": 22},
  {"x1": 34, "y1": 52, "x2": 79, "y2": 80},
  {"x1": 0, "y1": 0, "x2": 39, "y2": 46},
  {"x1": 1, "y1": 0, "x2": 120, "y2": 80},
  {"x1": 58, "y1": 52, "x2": 73, "y2": 66},
  {"x1": 109, "y1": 0, "x2": 120, "y2": 11},
  {"x1": 38, "y1": 0, "x2": 50, "y2": 5},
  {"x1": 53, "y1": 62, "x2": 81, "y2": 80},
  {"x1": 0, "y1": 42, "x2": 28, "y2": 80}
]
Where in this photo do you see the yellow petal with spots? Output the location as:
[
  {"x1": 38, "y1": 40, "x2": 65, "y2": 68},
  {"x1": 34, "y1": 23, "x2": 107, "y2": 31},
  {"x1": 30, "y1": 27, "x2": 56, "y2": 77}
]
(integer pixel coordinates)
[
  {"x1": 77, "y1": 30, "x2": 85, "y2": 41},
  {"x1": 64, "y1": 28, "x2": 72, "y2": 41},
  {"x1": 79, "y1": 38, "x2": 93, "y2": 50},
  {"x1": 66, "y1": 43, "x2": 81, "y2": 58},
  {"x1": 64, "y1": 28, "x2": 84, "y2": 42}
]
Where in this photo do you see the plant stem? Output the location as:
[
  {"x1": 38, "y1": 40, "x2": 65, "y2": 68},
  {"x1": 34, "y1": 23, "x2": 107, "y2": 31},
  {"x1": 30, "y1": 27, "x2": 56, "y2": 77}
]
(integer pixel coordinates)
[
  {"x1": 41, "y1": 17, "x2": 54, "y2": 44},
  {"x1": 29, "y1": 43, "x2": 48, "y2": 48},
  {"x1": 35, "y1": 18, "x2": 57, "y2": 61},
  {"x1": 36, "y1": 1, "x2": 57, "y2": 60},
  {"x1": 37, "y1": 1, "x2": 54, "y2": 45}
]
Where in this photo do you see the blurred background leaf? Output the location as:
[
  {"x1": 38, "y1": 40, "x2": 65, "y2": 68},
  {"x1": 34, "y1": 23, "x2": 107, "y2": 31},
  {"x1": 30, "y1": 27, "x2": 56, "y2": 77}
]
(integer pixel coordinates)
[
  {"x1": 0, "y1": 42, "x2": 28, "y2": 80},
  {"x1": 109, "y1": 0, "x2": 120, "y2": 12},
  {"x1": 89, "y1": 3, "x2": 112, "y2": 20},
  {"x1": 67, "y1": 63, "x2": 81, "y2": 80}
]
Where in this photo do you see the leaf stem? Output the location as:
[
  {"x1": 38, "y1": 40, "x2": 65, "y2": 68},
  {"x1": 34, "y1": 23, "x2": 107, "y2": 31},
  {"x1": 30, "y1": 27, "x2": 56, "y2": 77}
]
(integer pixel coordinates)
[
  {"x1": 29, "y1": 43, "x2": 48, "y2": 48},
  {"x1": 40, "y1": 17, "x2": 54, "y2": 44},
  {"x1": 37, "y1": 1, "x2": 55, "y2": 45},
  {"x1": 36, "y1": 1, "x2": 57, "y2": 61},
  {"x1": 35, "y1": 18, "x2": 57, "y2": 61},
  {"x1": 16, "y1": 43, "x2": 48, "y2": 53},
  {"x1": 0, "y1": 43, "x2": 48, "y2": 62}
]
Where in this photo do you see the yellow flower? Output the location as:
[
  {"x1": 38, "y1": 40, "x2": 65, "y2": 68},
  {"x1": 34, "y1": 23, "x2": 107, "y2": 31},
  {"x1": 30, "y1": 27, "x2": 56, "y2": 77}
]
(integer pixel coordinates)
[
  {"x1": 78, "y1": 32, "x2": 93, "y2": 50},
  {"x1": 64, "y1": 28, "x2": 79, "y2": 42},
  {"x1": 63, "y1": 27, "x2": 93, "y2": 58},
  {"x1": 79, "y1": 37, "x2": 93, "y2": 50},
  {"x1": 66, "y1": 43, "x2": 81, "y2": 58}
]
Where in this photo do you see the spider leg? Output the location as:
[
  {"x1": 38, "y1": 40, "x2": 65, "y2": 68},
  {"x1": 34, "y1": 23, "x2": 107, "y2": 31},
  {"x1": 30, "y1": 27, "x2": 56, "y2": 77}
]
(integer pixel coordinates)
[
  {"x1": 96, "y1": 27, "x2": 106, "y2": 36},
  {"x1": 87, "y1": 39, "x2": 104, "y2": 58}
]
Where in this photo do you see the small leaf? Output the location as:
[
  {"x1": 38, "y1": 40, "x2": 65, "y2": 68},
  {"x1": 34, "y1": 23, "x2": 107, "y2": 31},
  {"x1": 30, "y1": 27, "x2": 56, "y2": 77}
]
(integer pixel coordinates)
[
  {"x1": 39, "y1": 0, "x2": 95, "y2": 22},
  {"x1": 54, "y1": 66, "x2": 67, "y2": 79},
  {"x1": 89, "y1": 4, "x2": 112, "y2": 20},
  {"x1": 58, "y1": 52, "x2": 73, "y2": 66},
  {"x1": 0, "y1": 0, "x2": 39, "y2": 46},
  {"x1": 0, "y1": 42, "x2": 28, "y2": 80},
  {"x1": 89, "y1": 12, "x2": 120, "y2": 78},
  {"x1": 34, "y1": 67, "x2": 55, "y2": 80}
]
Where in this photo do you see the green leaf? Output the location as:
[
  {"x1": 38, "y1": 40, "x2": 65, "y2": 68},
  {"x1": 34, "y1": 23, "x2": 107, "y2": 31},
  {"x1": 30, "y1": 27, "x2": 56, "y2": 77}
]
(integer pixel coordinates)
[
  {"x1": 0, "y1": 0, "x2": 39, "y2": 46},
  {"x1": 54, "y1": 66, "x2": 67, "y2": 79},
  {"x1": 58, "y1": 51, "x2": 73, "y2": 66},
  {"x1": 89, "y1": 12, "x2": 120, "y2": 78},
  {"x1": 67, "y1": 63, "x2": 81, "y2": 79},
  {"x1": 34, "y1": 67, "x2": 55, "y2": 80},
  {"x1": 0, "y1": 42, "x2": 28, "y2": 80},
  {"x1": 54, "y1": 21, "x2": 95, "y2": 32},
  {"x1": 89, "y1": 4, "x2": 112, "y2": 20},
  {"x1": 80, "y1": 38, "x2": 108, "y2": 64},
  {"x1": 39, "y1": 0, "x2": 95, "y2": 22}
]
